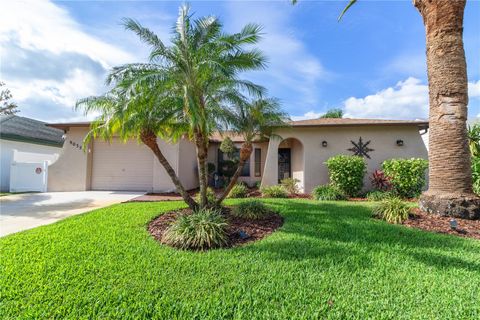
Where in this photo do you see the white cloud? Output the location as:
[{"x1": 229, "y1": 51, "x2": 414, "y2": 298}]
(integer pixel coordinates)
[
  {"x1": 343, "y1": 77, "x2": 429, "y2": 119},
  {"x1": 0, "y1": 0, "x2": 136, "y2": 122},
  {"x1": 223, "y1": 1, "x2": 329, "y2": 109},
  {"x1": 343, "y1": 77, "x2": 480, "y2": 120},
  {"x1": 290, "y1": 111, "x2": 324, "y2": 121},
  {"x1": 469, "y1": 80, "x2": 480, "y2": 98}
]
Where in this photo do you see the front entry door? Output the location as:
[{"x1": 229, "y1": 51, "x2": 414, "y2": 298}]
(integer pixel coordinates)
[{"x1": 278, "y1": 148, "x2": 291, "y2": 182}]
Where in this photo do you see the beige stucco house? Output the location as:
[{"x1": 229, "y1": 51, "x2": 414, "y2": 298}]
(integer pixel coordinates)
[{"x1": 48, "y1": 118, "x2": 428, "y2": 194}]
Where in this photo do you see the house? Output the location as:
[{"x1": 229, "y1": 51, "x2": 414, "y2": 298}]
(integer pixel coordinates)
[
  {"x1": 0, "y1": 115, "x2": 64, "y2": 192},
  {"x1": 47, "y1": 118, "x2": 428, "y2": 194}
]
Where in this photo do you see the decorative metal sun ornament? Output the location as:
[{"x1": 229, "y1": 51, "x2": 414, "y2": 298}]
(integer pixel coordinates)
[{"x1": 348, "y1": 137, "x2": 374, "y2": 159}]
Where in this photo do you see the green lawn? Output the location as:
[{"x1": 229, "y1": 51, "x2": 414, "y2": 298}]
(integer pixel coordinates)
[{"x1": 1, "y1": 200, "x2": 479, "y2": 319}]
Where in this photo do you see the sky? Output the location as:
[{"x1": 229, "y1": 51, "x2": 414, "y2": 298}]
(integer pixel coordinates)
[{"x1": 1, "y1": 0, "x2": 479, "y2": 123}]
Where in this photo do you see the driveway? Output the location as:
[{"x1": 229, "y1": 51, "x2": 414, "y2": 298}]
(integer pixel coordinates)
[{"x1": 0, "y1": 191, "x2": 143, "y2": 237}]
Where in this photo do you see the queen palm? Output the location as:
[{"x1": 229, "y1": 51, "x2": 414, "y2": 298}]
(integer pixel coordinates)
[
  {"x1": 295, "y1": 0, "x2": 479, "y2": 218},
  {"x1": 215, "y1": 98, "x2": 287, "y2": 205},
  {"x1": 85, "y1": 4, "x2": 266, "y2": 209},
  {"x1": 76, "y1": 82, "x2": 199, "y2": 210}
]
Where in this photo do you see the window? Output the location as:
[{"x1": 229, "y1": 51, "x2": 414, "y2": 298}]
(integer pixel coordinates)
[
  {"x1": 254, "y1": 148, "x2": 261, "y2": 177},
  {"x1": 241, "y1": 157, "x2": 250, "y2": 177}
]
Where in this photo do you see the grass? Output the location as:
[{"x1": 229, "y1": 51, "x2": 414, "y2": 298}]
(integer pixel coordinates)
[{"x1": 1, "y1": 199, "x2": 479, "y2": 319}]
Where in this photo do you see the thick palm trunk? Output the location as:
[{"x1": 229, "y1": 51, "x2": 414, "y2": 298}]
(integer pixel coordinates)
[
  {"x1": 216, "y1": 142, "x2": 253, "y2": 205},
  {"x1": 414, "y1": 0, "x2": 480, "y2": 219},
  {"x1": 140, "y1": 130, "x2": 198, "y2": 210},
  {"x1": 194, "y1": 129, "x2": 209, "y2": 209}
]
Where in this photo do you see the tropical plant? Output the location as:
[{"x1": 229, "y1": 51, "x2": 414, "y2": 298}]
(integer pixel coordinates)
[
  {"x1": 366, "y1": 190, "x2": 394, "y2": 202},
  {"x1": 370, "y1": 170, "x2": 392, "y2": 191},
  {"x1": 467, "y1": 123, "x2": 480, "y2": 157},
  {"x1": 336, "y1": 0, "x2": 478, "y2": 216},
  {"x1": 162, "y1": 209, "x2": 228, "y2": 250},
  {"x1": 77, "y1": 86, "x2": 198, "y2": 210},
  {"x1": 321, "y1": 108, "x2": 343, "y2": 118},
  {"x1": 216, "y1": 98, "x2": 287, "y2": 204},
  {"x1": 382, "y1": 158, "x2": 428, "y2": 199},
  {"x1": 373, "y1": 198, "x2": 410, "y2": 224},
  {"x1": 232, "y1": 200, "x2": 271, "y2": 219},
  {"x1": 325, "y1": 155, "x2": 366, "y2": 197},
  {"x1": 292, "y1": 0, "x2": 479, "y2": 217},
  {"x1": 312, "y1": 184, "x2": 346, "y2": 201},
  {"x1": 280, "y1": 177, "x2": 300, "y2": 195},
  {"x1": 472, "y1": 156, "x2": 480, "y2": 195},
  {"x1": 227, "y1": 183, "x2": 248, "y2": 198},
  {"x1": 100, "y1": 4, "x2": 267, "y2": 209},
  {"x1": 260, "y1": 185, "x2": 289, "y2": 198}
]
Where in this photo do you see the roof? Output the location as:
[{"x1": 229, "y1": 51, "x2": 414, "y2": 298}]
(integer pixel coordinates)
[
  {"x1": 1, "y1": 115, "x2": 64, "y2": 147},
  {"x1": 209, "y1": 131, "x2": 249, "y2": 143},
  {"x1": 48, "y1": 118, "x2": 429, "y2": 143},
  {"x1": 48, "y1": 122, "x2": 91, "y2": 130},
  {"x1": 289, "y1": 118, "x2": 429, "y2": 127}
]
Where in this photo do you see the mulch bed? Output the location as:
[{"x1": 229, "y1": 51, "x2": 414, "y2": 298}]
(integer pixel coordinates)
[
  {"x1": 403, "y1": 208, "x2": 480, "y2": 240},
  {"x1": 148, "y1": 207, "x2": 284, "y2": 249}
]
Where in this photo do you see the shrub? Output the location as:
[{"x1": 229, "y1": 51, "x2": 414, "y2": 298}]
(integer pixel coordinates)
[
  {"x1": 312, "y1": 184, "x2": 346, "y2": 201},
  {"x1": 472, "y1": 156, "x2": 480, "y2": 195},
  {"x1": 280, "y1": 177, "x2": 300, "y2": 195},
  {"x1": 195, "y1": 187, "x2": 216, "y2": 205},
  {"x1": 370, "y1": 170, "x2": 392, "y2": 191},
  {"x1": 366, "y1": 190, "x2": 395, "y2": 201},
  {"x1": 232, "y1": 200, "x2": 271, "y2": 219},
  {"x1": 325, "y1": 155, "x2": 366, "y2": 197},
  {"x1": 260, "y1": 185, "x2": 288, "y2": 198},
  {"x1": 228, "y1": 183, "x2": 248, "y2": 198},
  {"x1": 373, "y1": 197, "x2": 410, "y2": 224},
  {"x1": 162, "y1": 209, "x2": 228, "y2": 250},
  {"x1": 382, "y1": 158, "x2": 429, "y2": 198}
]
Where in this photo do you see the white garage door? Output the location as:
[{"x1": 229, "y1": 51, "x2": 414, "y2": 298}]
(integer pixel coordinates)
[{"x1": 91, "y1": 139, "x2": 153, "y2": 191}]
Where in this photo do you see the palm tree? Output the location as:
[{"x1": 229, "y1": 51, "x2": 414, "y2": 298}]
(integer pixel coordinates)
[
  {"x1": 296, "y1": 0, "x2": 479, "y2": 218},
  {"x1": 98, "y1": 4, "x2": 266, "y2": 209},
  {"x1": 215, "y1": 98, "x2": 288, "y2": 205},
  {"x1": 76, "y1": 83, "x2": 199, "y2": 210}
]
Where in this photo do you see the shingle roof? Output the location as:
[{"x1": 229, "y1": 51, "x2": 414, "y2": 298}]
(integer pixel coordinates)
[
  {"x1": 289, "y1": 118, "x2": 429, "y2": 127},
  {"x1": 1, "y1": 115, "x2": 64, "y2": 147},
  {"x1": 48, "y1": 118, "x2": 429, "y2": 144}
]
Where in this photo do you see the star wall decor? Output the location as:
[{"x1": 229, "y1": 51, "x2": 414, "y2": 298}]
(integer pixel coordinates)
[{"x1": 348, "y1": 137, "x2": 374, "y2": 159}]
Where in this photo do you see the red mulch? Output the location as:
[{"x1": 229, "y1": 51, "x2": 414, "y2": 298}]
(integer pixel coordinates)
[
  {"x1": 403, "y1": 208, "x2": 480, "y2": 240},
  {"x1": 148, "y1": 207, "x2": 284, "y2": 249}
]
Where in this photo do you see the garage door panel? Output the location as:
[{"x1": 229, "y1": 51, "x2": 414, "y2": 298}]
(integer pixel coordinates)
[{"x1": 92, "y1": 139, "x2": 153, "y2": 191}]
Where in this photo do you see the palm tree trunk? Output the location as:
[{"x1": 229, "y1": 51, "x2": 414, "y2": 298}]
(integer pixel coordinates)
[
  {"x1": 216, "y1": 142, "x2": 253, "y2": 205},
  {"x1": 414, "y1": 0, "x2": 480, "y2": 219},
  {"x1": 140, "y1": 130, "x2": 198, "y2": 210},
  {"x1": 194, "y1": 129, "x2": 209, "y2": 209}
]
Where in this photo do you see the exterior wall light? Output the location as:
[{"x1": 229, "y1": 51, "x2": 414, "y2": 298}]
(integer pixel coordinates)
[
  {"x1": 322, "y1": 141, "x2": 328, "y2": 147},
  {"x1": 396, "y1": 139, "x2": 404, "y2": 146}
]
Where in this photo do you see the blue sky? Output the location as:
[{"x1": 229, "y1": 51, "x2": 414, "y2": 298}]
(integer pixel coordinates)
[{"x1": 1, "y1": 0, "x2": 479, "y2": 122}]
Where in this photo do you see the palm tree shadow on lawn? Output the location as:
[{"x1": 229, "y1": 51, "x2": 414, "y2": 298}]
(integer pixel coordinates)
[{"x1": 244, "y1": 201, "x2": 480, "y2": 273}]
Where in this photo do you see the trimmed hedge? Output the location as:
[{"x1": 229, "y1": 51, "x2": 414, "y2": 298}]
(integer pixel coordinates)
[
  {"x1": 325, "y1": 155, "x2": 366, "y2": 197},
  {"x1": 382, "y1": 158, "x2": 428, "y2": 198}
]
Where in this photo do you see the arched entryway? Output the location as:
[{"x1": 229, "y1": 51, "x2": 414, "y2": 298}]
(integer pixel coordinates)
[{"x1": 278, "y1": 138, "x2": 304, "y2": 192}]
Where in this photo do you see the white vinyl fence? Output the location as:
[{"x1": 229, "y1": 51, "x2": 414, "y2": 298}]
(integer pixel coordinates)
[{"x1": 9, "y1": 161, "x2": 48, "y2": 192}]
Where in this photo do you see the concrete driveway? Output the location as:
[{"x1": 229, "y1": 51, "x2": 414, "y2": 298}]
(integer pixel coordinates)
[{"x1": 0, "y1": 191, "x2": 143, "y2": 237}]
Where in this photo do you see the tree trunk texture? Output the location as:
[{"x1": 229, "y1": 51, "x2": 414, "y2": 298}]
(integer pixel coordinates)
[
  {"x1": 194, "y1": 129, "x2": 209, "y2": 209},
  {"x1": 414, "y1": 0, "x2": 480, "y2": 219},
  {"x1": 140, "y1": 130, "x2": 198, "y2": 211},
  {"x1": 216, "y1": 142, "x2": 253, "y2": 205}
]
